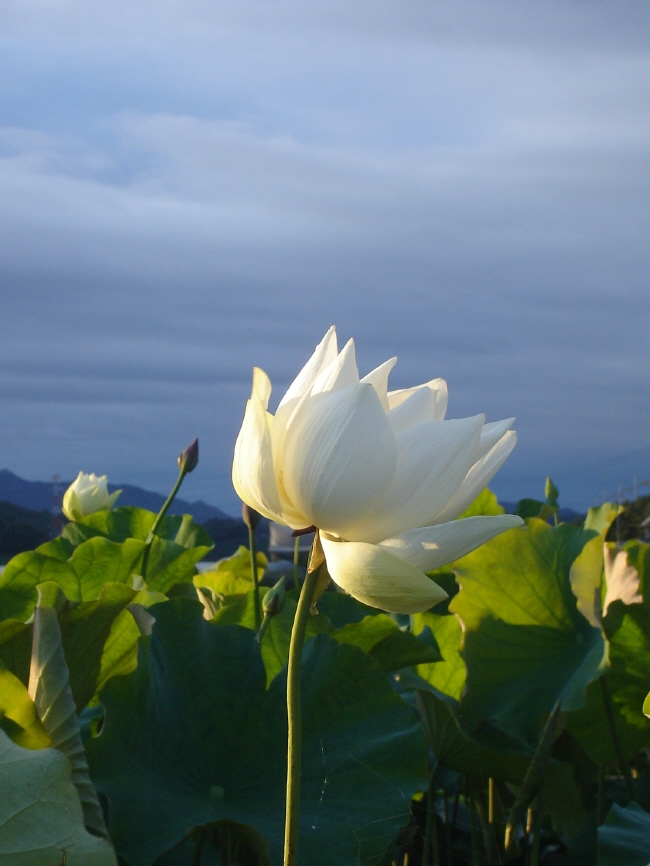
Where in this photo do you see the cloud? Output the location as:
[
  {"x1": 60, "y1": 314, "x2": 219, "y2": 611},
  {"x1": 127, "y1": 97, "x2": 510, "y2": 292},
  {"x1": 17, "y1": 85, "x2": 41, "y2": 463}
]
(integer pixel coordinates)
[{"x1": 0, "y1": 0, "x2": 648, "y2": 512}]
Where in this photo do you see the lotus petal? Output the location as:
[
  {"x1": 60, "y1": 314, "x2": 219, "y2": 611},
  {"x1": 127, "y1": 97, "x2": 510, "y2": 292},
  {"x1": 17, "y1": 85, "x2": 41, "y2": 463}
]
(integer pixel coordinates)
[
  {"x1": 361, "y1": 357, "x2": 397, "y2": 410},
  {"x1": 434, "y1": 430, "x2": 517, "y2": 524},
  {"x1": 282, "y1": 383, "x2": 396, "y2": 535},
  {"x1": 311, "y1": 338, "x2": 360, "y2": 395},
  {"x1": 388, "y1": 378, "x2": 447, "y2": 421},
  {"x1": 387, "y1": 386, "x2": 435, "y2": 435},
  {"x1": 232, "y1": 393, "x2": 283, "y2": 523},
  {"x1": 379, "y1": 515, "x2": 524, "y2": 573},
  {"x1": 344, "y1": 415, "x2": 484, "y2": 543},
  {"x1": 321, "y1": 535, "x2": 448, "y2": 614}
]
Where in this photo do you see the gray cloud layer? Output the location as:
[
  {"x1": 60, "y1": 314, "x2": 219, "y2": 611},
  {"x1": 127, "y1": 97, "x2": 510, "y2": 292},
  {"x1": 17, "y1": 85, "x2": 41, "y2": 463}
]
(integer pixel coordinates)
[{"x1": 1, "y1": 0, "x2": 648, "y2": 513}]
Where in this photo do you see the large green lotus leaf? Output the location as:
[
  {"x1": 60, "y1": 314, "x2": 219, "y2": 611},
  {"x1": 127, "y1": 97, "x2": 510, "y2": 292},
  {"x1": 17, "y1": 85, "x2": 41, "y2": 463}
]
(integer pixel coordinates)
[
  {"x1": 412, "y1": 612, "x2": 466, "y2": 701},
  {"x1": 331, "y1": 613, "x2": 442, "y2": 672},
  {"x1": 0, "y1": 729, "x2": 117, "y2": 865},
  {"x1": 598, "y1": 802, "x2": 650, "y2": 866},
  {"x1": 0, "y1": 537, "x2": 146, "y2": 621},
  {"x1": 0, "y1": 581, "x2": 161, "y2": 713},
  {"x1": 196, "y1": 546, "x2": 267, "y2": 596},
  {"x1": 87, "y1": 599, "x2": 426, "y2": 866},
  {"x1": 450, "y1": 518, "x2": 606, "y2": 744},
  {"x1": 211, "y1": 590, "x2": 329, "y2": 686},
  {"x1": 64, "y1": 506, "x2": 213, "y2": 549}
]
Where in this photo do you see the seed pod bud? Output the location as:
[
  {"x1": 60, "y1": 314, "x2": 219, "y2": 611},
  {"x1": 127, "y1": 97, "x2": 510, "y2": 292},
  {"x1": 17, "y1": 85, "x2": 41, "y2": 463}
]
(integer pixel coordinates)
[
  {"x1": 263, "y1": 577, "x2": 286, "y2": 617},
  {"x1": 242, "y1": 503, "x2": 262, "y2": 531},
  {"x1": 178, "y1": 438, "x2": 199, "y2": 474}
]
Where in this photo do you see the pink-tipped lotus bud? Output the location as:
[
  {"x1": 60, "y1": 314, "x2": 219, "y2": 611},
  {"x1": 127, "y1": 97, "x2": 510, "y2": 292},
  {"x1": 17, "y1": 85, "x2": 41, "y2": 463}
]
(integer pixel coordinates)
[
  {"x1": 242, "y1": 503, "x2": 262, "y2": 531},
  {"x1": 178, "y1": 438, "x2": 199, "y2": 474}
]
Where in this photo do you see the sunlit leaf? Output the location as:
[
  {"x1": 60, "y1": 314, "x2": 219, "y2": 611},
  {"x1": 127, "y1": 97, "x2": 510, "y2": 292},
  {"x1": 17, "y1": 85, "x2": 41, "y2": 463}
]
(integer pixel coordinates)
[
  {"x1": 0, "y1": 537, "x2": 145, "y2": 621},
  {"x1": 450, "y1": 518, "x2": 606, "y2": 744},
  {"x1": 412, "y1": 611, "x2": 466, "y2": 701},
  {"x1": 195, "y1": 546, "x2": 267, "y2": 596},
  {"x1": 331, "y1": 613, "x2": 442, "y2": 672},
  {"x1": 0, "y1": 661, "x2": 49, "y2": 749}
]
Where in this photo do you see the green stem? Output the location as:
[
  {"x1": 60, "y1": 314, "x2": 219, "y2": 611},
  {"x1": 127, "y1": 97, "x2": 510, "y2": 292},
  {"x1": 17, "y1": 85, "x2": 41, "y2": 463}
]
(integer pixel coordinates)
[
  {"x1": 469, "y1": 783, "x2": 481, "y2": 866},
  {"x1": 248, "y1": 524, "x2": 262, "y2": 631},
  {"x1": 141, "y1": 466, "x2": 187, "y2": 580},
  {"x1": 600, "y1": 676, "x2": 636, "y2": 802},
  {"x1": 422, "y1": 763, "x2": 438, "y2": 866},
  {"x1": 597, "y1": 763, "x2": 605, "y2": 825},
  {"x1": 530, "y1": 802, "x2": 541, "y2": 866},
  {"x1": 283, "y1": 565, "x2": 321, "y2": 866},
  {"x1": 256, "y1": 614, "x2": 271, "y2": 645},
  {"x1": 293, "y1": 535, "x2": 301, "y2": 588},
  {"x1": 444, "y1": 792, "x2": 452, "y2": 865},
  {"x1": 487, "y1": 777, "x2": 495, "y2": 866}
]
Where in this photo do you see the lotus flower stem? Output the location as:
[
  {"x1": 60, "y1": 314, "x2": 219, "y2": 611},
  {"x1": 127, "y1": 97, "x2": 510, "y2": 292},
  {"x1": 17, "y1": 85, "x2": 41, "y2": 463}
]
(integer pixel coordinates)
[
  {"x1": 248, "y1": 524, "x2": 262, "y2": 630},
  {"x1": 422, "y1": 762, "x2": 439, "y2": 866},
  {"x1": 283, "y1": 561, "x2": 322, "y2": 866},
  {"x1": 141, "y1": 464, "x2": 188, "y2": 580},
  {"x1": 600, "y1": 675, "x2": 636, "y2": 802},
  {"x1": 293, "y1": 535, "x2": 301, "y2": 588}
]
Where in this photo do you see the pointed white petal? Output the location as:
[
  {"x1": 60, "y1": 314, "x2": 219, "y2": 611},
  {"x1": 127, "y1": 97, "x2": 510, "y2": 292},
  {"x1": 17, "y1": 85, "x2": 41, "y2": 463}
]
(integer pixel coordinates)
[
  {"x1": 433, "y1": 430, "x2": 517, "y2": 523},
  {"x1": 475, "y1": 418, "x2": 515, "y2": 462},
  {"x1": 388, "y1": 378, "x2": 448, "y2": 421},
  {"x1": 252, "y1": 367, "x2": 272, "y2": 409},
  {"x1": 282, "y1": 383, "x2": 396, "y2": 535},
  {"x1": 361, "y1": 357, "x2": 397, "y2": 411},
  {"x1": 603, "y1": 545, "x2": 642, "y2": 615},
  {"x1": 344, "y1": 415, "x2": 484, "y2": 543},
  {"x1": 311, "y1": 339, "x2": 359, "y2": 395},
  {"x1": 387, "y1": 386, "x2": 434, "y2": 435},
  {"x1": 379, "y1": 515, "x2": 524, "y2": 573},
  {"x1": 321, "y1": 535, "x2": 448, "y2": 614},
  {"x1": 277, "y1": 326, "x2": 338, "y2": 409},
  {"x1": 232, "y1": 395, "x2": 284, "y2": 522}
]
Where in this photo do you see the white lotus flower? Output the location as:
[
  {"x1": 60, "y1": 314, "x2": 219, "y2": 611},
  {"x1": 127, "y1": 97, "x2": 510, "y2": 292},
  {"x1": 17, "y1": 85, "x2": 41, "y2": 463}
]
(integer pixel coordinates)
[
  {"x1": 233, "y1": 327, "x2": 523, "y2": 614},
  {"x1": 62, "y1": 472, "x2": 121, "y2": 522}
]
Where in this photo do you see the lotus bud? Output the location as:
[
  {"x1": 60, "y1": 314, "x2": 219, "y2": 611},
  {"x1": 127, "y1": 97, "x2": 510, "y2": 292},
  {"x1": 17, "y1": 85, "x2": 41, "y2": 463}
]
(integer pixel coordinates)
[
  {"x1": 62, "y1": 472, "x2": 122, "y2": 522},
  {"x1": 263, "y1": 577, "x2": 286, "y2": 617},
  {"x1": 178, "y1": 438, "x2": 199, "y2": 474},
  {"x1": 242, "y1": 503, "x2": 262, "y2": 532}
]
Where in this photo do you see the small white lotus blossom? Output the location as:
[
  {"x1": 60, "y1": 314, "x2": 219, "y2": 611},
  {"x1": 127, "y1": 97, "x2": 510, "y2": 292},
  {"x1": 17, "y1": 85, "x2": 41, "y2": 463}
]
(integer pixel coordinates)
[
  {"x1": 233, "y1": 327, "x2": 523, "y2": 614},
  {"x1": 62, "y1": 472, "x2": 121, "y2": 522}
]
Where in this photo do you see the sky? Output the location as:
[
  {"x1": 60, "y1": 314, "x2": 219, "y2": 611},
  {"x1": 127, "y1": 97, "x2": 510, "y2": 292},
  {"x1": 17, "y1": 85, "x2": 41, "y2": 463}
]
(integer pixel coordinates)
[{"x1": 1, "y1": 0, "x2": 649, "y2": 515}]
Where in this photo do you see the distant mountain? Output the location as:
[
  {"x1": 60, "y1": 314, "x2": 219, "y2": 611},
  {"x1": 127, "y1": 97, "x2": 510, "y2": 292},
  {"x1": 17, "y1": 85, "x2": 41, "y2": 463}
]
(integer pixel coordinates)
[{"x1": 0, "y1": 469, "x2": 230, "y2": 523}]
